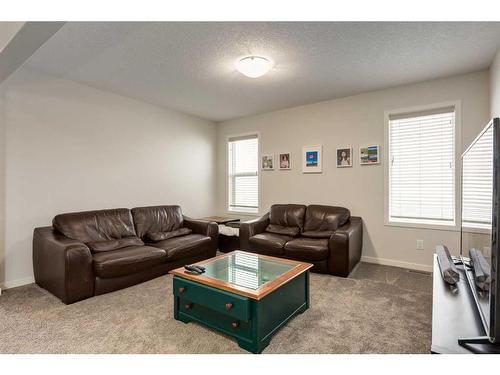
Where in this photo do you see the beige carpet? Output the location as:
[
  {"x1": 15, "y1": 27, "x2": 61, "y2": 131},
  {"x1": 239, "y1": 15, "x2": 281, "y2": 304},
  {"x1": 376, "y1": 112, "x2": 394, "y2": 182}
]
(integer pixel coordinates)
[{"x1": 0, "y1": 262, "x2": 432, "y2": 354}]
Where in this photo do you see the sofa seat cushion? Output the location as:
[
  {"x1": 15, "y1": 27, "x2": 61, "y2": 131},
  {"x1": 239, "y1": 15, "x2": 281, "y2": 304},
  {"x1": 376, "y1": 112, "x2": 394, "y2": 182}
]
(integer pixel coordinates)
[
  {"x1": 301, "y1": 231, "x2": 334, "y2": 239},
  {"x1": 284, "y1": 238, "x2": 329, "y2": 261},
  {"x1": 93, "y1": 246, "x2": 167, "y2": 279},
  {"x1": 148, "y1": 234, "x2": 210, "y2": 261},
  {"x1": 249, "y1": 232, "x2": 293, "y2": 256}
]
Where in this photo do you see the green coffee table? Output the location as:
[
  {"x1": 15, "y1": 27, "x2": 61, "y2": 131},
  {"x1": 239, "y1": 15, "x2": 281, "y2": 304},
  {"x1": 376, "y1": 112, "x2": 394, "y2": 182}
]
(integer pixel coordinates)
[{"x1": 170, "y1": 250, "x2": 312, "y2": 353}]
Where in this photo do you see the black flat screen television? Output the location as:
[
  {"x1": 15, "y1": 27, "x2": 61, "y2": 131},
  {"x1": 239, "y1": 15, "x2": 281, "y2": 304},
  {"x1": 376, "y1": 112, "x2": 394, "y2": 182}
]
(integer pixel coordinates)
[{"x1": 461, "y1": 117, "x2": 500, "y2": 343}]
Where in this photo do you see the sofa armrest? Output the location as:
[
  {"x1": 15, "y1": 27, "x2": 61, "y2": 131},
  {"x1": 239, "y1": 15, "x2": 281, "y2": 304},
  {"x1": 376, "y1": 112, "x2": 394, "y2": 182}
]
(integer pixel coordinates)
[
  {"x1": 183, "y1": 216, "x2": 218, "y2": 257},
  {"x1": 239, "y1": 213, "x2": 270, "y2": 251},
  {"x1": 33, "y1": 226, "x2": 94, "y2": 304},
  {"x1": 328, "y1": 216, "x2": 363, "y2": 277}
]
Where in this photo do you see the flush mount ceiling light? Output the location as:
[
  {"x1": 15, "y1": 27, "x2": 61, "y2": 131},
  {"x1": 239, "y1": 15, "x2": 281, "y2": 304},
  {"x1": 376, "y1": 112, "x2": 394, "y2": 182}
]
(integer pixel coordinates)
[{"x1": 235, "y1": 56, "x2": 272, "y2": 78}]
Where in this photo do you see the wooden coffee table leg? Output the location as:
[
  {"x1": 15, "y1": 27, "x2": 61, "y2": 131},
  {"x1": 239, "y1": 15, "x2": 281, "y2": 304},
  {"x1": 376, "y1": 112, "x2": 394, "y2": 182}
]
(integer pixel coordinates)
[
  {"x1": 174, "y1": 295, "x2": 191, "y2": 324},
  {"x1": 305, "y1": 270, "x2": 310, "y2": 309},
  {"x1": 237, "y1": 338, "x2": 269, "y2": 354}
]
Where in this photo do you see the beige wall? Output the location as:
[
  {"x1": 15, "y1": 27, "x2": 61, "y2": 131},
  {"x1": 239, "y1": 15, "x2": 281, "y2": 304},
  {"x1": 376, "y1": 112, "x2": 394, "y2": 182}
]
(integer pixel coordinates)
[
  {"x1": 491, "y1": 49, "x2": 500, "y2": 117},
  {"x1": 0, "y1": 67, "x2": 217, "y2": 289},
  {"x1": 216, "y1": 71, "x2": 490, "y2": 271}
]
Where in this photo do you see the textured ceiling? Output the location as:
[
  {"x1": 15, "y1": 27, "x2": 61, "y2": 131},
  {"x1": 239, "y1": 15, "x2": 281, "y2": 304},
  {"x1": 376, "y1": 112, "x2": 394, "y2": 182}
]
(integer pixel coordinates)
[{"x1": 24, "y1": 22, "x2": 500, "y2": 122}]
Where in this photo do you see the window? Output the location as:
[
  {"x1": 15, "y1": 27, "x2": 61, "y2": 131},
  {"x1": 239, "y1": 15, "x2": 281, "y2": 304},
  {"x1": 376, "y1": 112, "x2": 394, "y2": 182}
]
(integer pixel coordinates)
[
  {"x1": 462, "y1": 124, "x2": 493, "y2": 230},
  {"x1": 387, "y1": 106, "x2": 456, "y2": 227},
  {"x1": 228, "y1": 135, "x2": 259, "y2": 213}
]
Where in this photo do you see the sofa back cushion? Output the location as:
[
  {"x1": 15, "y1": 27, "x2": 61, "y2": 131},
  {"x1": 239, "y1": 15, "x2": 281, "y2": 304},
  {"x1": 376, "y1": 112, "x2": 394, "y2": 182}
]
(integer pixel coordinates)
[
  {"x1": 53, "y1": 208, "x2": 138, "y2": 244},
  {"x1": 87, "y1": 237, "x2": 145, "y2": 253},
  {"x1": 146, "y1": 227, "x2": 192, "y2": 242},
  {"x1": 301, "y1": 231, "x2": 334, "y2": 239},
  {"x1": 131, "y1": 205, "x2": 184, "y2": 239},
  {"x1": 303, "y1": 205, "x2": 350, "y2": 233},
  {"x1": 265, "y1": 224, "x2": 300, "y2": 237},
  {"x1": 269, "y1": 204, "x2": 307, "y2": 229}
]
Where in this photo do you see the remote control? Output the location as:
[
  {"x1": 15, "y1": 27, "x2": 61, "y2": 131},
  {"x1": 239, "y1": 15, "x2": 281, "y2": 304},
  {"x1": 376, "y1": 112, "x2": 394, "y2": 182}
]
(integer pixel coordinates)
[
  {"x1": 191, "y1": 265, "x2": 205, "y2": 273},
  {"x1": 184, "y1": 265, "x2": 202, "y2": 274}
]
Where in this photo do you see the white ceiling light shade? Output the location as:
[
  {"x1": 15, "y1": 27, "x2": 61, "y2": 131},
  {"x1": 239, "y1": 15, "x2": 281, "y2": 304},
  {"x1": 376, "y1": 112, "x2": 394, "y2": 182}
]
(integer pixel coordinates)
[{"x1": 235, "y1": 56, "x2": 273, "y2": 78}]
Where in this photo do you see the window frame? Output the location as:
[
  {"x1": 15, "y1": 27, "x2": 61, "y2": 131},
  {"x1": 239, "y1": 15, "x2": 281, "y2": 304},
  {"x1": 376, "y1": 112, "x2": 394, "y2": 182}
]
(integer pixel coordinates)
[
  {"x1": 226, "y1": 132, "x2": 260, "y2": 216},
  {"x1": 461, "y1": 121, "x2": 495, "y2": 235},
  {"x1": 383, "y1": 100, "x2": 462, "y2": 231}
]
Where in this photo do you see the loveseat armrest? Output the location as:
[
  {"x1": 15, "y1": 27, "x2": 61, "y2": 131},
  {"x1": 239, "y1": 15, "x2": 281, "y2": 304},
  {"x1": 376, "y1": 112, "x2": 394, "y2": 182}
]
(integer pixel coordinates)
[
  {"x1": 328, "y1": 216, "x2": 363, "y2": 277},
  {"x1": 239, "y1": 213, "x2": 270, "y2": 251},
  {"x1": 183, "y1": 216, "x2": 218, "y2": 257},
  {"x1": 33, "y1": 226, "x2": 94, "y2": 304}
]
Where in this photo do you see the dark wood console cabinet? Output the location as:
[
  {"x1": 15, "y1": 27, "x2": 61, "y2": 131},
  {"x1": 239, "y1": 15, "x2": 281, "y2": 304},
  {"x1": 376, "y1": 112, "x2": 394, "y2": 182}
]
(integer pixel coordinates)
[{"x1": 431, "y1": 254, "x2": 500, "y2": 353}]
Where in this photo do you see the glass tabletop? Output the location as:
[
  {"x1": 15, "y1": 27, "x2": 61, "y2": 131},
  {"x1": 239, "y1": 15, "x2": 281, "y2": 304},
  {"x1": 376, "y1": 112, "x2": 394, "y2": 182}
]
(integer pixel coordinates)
[{"x1": 201, "y1": 252, "x2": 295, "y2": 290}]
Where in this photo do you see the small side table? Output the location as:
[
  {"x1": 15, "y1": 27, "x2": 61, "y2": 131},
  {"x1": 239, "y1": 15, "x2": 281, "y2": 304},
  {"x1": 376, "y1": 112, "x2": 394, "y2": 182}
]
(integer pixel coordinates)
[
  {"x1": 200, "y1": 216, "x2": 240, "y2": 253},
  {"x1": 200, "y1": 216, "x2": 240, "y2": 225}
]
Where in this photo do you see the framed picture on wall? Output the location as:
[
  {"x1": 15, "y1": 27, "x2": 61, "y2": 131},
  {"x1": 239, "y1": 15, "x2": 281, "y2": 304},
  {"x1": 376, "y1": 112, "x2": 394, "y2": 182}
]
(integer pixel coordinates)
[
  {"x1": 336, "y1": 147, "x2": 353, "y2": 168},
  {"x1": 360, "y1": 145, "x2": 380, "y2": 165},
  {"x1": 302, "y1": 145, "x2": 322, "y2": 173},
  {"x1": 261, "y1": 154, "x2": 274, "y2": 170},
  {"x1": 279, "y1": 153, "x2": 291, "y2": 170}
]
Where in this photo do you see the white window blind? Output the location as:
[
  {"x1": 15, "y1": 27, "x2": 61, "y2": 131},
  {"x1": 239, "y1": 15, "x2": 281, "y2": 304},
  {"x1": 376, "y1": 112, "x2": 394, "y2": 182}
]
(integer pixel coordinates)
[
  {"x1": 228, "y1": 135, "x2": 259, "y2": 213},
  {"x1": 388, "y1": 107, "x2": 455, "y2": 225},
  {"x1": 462, "y1": 125, "x2": 493, "y2": 230}
]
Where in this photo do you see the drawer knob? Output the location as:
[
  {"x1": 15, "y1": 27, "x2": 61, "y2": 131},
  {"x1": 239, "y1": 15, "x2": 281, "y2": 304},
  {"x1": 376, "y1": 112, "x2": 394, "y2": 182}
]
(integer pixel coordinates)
[
  {"x1": 231, "y1": 321, "x2": 239, "y2": 329},
  {"x1": 185, "y1": 303, "x2": 192, "y2": 310},
  {"x1": 178, "y1": 287, "x2": 186, "y2": 294},
  {"x1": 225, "y1": 302, "x2": 233, "y2": 311}
]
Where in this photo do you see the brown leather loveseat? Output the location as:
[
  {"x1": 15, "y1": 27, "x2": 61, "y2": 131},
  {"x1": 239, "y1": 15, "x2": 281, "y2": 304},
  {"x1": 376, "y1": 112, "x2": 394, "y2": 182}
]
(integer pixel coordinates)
[
  {"x1": 33, "y1": 205, "x2": 218, "y2": 304},
  {"x1": 240, "y1": 204, "x2": 362, "y2": 277}
]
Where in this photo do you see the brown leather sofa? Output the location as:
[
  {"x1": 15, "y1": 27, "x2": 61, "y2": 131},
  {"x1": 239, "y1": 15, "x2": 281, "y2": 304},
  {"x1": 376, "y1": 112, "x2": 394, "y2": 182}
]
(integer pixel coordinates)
[
  {"x1": 240, "y1": 204, "x2": 362, "y2": 277},
  {"x1": 33, "y1": 205, "x2": 218, "y2": 304}
]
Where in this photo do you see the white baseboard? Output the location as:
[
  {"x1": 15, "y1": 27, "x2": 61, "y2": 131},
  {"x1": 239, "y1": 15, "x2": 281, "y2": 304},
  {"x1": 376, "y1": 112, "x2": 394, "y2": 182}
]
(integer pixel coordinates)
[
  {"x1": 361, "y1": 255, "x2": 433, "y2": 273},
  {"x1": 0, "y1": 276, "x2": 35, "y2": 291}
]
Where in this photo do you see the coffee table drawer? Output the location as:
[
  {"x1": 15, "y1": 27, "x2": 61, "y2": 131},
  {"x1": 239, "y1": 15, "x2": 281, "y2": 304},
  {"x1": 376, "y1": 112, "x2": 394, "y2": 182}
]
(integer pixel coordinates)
[
  {"x1": 177, "y1": 297, "x2": 253, "y2": 340},
  {"x1": 173, "y1": 277, "x2": 251, "y2": 322}
]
